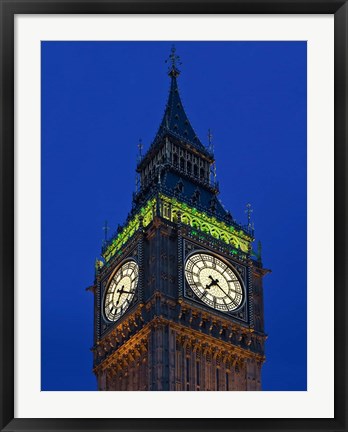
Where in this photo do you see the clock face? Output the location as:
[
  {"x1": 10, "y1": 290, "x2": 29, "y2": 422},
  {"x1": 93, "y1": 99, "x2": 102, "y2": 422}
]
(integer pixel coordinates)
[
  {"x1": 184, "y1": 252, "x2": 244, "y2": 312},
  {"x1": 103, "y1": 260, "x2": 139, "y2": 322}
]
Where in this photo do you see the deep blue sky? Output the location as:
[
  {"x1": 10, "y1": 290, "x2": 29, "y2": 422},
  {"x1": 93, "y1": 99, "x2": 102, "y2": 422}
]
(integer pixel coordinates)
[{"x1": 41, "y1": 41, "x2": 307, "y2": 391}]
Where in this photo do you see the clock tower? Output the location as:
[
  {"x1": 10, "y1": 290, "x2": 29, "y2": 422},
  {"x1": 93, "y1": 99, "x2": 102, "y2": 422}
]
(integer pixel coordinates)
[{"x1": 92, "y1": 47, "x2": 269, "y2": 391}]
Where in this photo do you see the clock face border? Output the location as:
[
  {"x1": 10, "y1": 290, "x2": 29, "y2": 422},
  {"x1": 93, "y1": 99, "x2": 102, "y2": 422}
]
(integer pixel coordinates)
[
  {"x1": 183, "y1": 247, "x2": 248, "y2": 317},
  {"x1": 101, "y1": 257, "x2": 139, "y2": 324}
]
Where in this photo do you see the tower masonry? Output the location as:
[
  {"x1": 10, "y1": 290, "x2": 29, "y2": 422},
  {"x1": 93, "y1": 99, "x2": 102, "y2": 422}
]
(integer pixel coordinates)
[{"x1": 91, "y1": 47, "x2": 270, "y2": 391}]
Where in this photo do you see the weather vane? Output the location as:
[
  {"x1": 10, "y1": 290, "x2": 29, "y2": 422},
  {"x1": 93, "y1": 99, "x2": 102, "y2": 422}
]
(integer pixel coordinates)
[{"x1": 165, "y1": 45, "x2": 182, "y2": 75}]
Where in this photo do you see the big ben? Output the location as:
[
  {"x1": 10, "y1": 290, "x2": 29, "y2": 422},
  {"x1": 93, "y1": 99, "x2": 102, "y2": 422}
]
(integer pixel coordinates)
[{"x1": 91, "y1": 46, "x2": 269, "y2": 391}]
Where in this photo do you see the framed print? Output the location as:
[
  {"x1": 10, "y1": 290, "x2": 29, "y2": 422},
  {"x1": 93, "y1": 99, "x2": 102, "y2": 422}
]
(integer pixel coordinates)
[{"x1": 0, "y1": 1, "x2": 347, "y2": 431}]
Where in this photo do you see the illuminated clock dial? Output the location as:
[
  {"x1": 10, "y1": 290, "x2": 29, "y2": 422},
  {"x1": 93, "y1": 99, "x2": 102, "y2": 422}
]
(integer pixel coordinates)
[
  {"x1": 103, "y1": 260, "x2": 139, "y2": 322},
  {"x1": 184, "y1": 252, "x2": 244, "y2": 312}
]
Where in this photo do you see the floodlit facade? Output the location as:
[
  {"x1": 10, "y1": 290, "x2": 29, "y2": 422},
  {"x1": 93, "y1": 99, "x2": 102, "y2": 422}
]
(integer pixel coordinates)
[{"x1": 91, "y1": 48, "x2": 269, "y2": 391}]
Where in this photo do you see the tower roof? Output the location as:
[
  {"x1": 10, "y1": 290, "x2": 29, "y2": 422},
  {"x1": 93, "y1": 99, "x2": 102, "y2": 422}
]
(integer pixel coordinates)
[
  {"x1": 155, "y1": 71, "x2": 207, "y2": 151},
  {"x1": 148, "y1": 46, "x2": 211, "y2": 157}
]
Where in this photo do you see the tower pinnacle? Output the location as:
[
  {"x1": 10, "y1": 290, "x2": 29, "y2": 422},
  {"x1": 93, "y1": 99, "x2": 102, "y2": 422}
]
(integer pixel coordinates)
[{"x1": 165, "y1": 45, "x2": 181, "y2": 77}]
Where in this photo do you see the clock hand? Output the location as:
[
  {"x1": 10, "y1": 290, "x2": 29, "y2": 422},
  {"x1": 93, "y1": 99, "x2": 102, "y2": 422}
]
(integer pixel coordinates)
[
  {"x1": 215, "y1": 282, "x2": 237, "y2": 305},
  {"x1": 115, "y1": 285, "x2": 125, "y2": 306},
  {"x1": 215, "y1": 282, "x2": 228, "y2": 296},
  {"x1": 206, "y1": 275, "x2": 219, "y2": 289}
]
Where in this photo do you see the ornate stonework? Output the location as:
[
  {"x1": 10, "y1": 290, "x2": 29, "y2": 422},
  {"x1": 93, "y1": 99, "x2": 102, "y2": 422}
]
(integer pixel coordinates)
[{"x1": 92, "y1": 49, "x2": 269, "y2": 391}]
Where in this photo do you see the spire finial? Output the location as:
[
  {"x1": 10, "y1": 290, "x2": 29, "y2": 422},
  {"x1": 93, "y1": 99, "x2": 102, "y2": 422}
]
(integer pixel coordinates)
[
  {"x1": 207, "y1": 128, "x2": 214, "y2": 153},
  {"x1": 102, "y1": 220, "x2": 110, "y2": 245},
  {"x1": 165, "y1": 45, "x2": 181, "y2": 77},
  {"x1": 245, "y1": 203, "x2": 253, "y2": 229},
  {"x1": 137, "y1": 138, "x2": 143, "y2": 161}
]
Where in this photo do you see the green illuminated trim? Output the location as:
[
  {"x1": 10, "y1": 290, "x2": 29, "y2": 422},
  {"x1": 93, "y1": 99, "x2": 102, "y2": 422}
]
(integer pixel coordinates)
[
  {"x1": 102, "y1": 198, "x2": 156, "y2": 262},
  {"x1": 101, "y1": 194, "x2": 251, "y2": 265},
  {"x1": 159, "y1": 194, "x2": 251, "y2": 253}
]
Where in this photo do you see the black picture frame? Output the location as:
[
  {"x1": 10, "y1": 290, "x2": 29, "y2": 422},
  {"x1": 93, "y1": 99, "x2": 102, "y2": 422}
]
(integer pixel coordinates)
[{"x1": 0, "y1": 1, "x2": 346, "y2": 431}]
